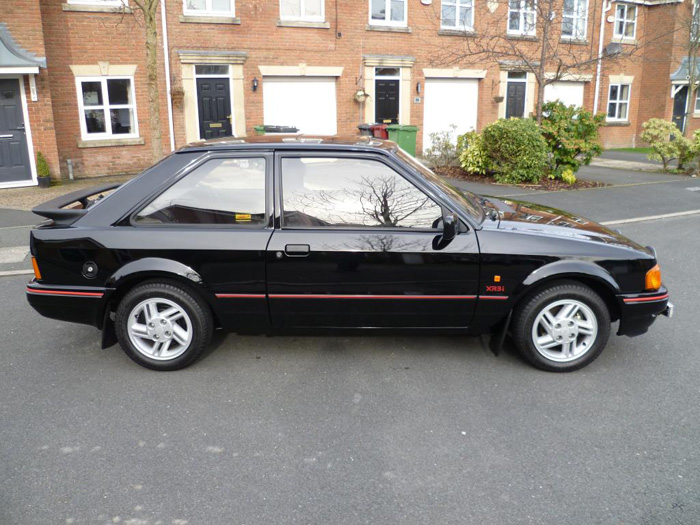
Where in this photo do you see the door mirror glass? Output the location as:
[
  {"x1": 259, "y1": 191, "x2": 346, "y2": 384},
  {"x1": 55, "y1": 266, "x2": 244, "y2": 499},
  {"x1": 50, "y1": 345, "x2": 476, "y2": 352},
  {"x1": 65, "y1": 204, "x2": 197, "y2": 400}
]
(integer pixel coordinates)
[{"x1": 443, "y1": 212, "x2": 458, "y2": 242}]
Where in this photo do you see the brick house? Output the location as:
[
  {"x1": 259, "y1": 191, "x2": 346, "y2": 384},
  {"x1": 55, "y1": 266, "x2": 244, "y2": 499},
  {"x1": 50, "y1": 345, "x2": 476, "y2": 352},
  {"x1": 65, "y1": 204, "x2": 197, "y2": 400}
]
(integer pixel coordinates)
[{"x1": 0, "y1": 0, "x2": 696, "y2": 188}]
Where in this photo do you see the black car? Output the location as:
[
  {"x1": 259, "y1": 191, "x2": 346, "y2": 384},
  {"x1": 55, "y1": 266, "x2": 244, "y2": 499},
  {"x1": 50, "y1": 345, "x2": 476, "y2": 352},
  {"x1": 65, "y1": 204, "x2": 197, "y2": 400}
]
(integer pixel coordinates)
[{"x1": 27, "y1": 136, "x2": 672, "y2": 372}]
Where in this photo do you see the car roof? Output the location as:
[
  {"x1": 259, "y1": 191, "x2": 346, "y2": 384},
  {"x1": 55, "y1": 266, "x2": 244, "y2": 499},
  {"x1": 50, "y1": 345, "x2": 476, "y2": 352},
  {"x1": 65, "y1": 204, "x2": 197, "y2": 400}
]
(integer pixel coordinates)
[{"x1": 178, "y1": 134, "x2": 399, "y2": 154}]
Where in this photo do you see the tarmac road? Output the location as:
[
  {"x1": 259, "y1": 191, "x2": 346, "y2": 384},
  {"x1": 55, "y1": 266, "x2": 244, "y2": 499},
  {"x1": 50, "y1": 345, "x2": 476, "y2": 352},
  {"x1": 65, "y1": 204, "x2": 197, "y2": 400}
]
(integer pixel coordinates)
[{"x1": 0, "y1": 166, "x2": 698, "y2": 524}]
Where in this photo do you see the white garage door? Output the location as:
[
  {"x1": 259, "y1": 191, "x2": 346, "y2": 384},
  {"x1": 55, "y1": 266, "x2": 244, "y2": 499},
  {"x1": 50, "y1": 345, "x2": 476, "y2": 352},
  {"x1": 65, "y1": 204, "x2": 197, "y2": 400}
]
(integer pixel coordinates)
[
  {"x1": 544, "y1": 81, "x2": 585, "y2": 108},
  {"x1": 263, "y1": 77, "x2": 337, "y2": 135},
  {"x1": 423, "y1": 79, "x2": 478, "y2": 149}
]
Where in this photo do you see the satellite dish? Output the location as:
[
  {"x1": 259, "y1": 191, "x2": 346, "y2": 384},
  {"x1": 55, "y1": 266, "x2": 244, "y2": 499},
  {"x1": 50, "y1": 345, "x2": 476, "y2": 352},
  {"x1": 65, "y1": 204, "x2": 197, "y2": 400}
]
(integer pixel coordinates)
[{"x1": 604, "y1": 42, "x2": 623, "y2": 56}]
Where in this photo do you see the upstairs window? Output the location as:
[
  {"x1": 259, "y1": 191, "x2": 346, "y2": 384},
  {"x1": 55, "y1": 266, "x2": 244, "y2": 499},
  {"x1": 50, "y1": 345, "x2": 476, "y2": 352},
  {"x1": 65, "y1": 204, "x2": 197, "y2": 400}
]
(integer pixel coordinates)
[
  {"x1": 441, "y1": 0, "x2": 474, "y2": 31},
  {"x1": 280, "y1": 0, "x2": 324, "y2": 21},
  {"x1": 370, "y1": 0, "x2": 407, "y2": 26},
  {"x1": 76, "y1": 77, "x2": 138, "y2": 141},
  {"x1": 613, "y1": 4, "x2": 636, "y2": 39},
  {"x1": 183, "y1": 0, "x2": 235, "y2": 16},
  {"x1": 607, "y1": 83, "x2": 631, "y2": 121},
  {"x1": 508, "y1": 0, "x2": 536, "y2": 36},
  {"x1": 562, "y1": 0, "x2": 588, "y2": 40}
]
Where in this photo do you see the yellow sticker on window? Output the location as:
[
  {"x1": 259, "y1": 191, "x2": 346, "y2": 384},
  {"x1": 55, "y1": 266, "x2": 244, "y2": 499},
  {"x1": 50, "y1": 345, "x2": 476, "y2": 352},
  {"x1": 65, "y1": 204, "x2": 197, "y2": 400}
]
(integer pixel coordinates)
[{"x1": 235, "y1": 213, "x2": 251, "y2": 221}]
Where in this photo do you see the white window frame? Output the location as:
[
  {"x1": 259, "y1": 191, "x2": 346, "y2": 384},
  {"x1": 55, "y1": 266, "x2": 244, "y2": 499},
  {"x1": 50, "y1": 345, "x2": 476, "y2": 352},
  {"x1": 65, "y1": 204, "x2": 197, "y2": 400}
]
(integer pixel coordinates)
[
  {"x1": 440, "y1": 0, "x2": 475, "y2": 31},
  {"x1": 369, "y1": 0, "x2": 407, "y2": 27},
  {"x1": 67, "y1": 0, "x2": 126, "y2": 6},
  {"x1": 508, "y1": 0, "x2": 537, "y2": 36},
  {"x1": 561, "y1": 0, "x2": 588, "y2": 40},
  {"x1": 606, "y1": 83, "x2": 631, "y2": 121},
  {"x1": 279, "y1": 0, "x2": 325, "y2": 22},
  {"x1": 75, "y1": 76, "x2": 139, "y2": 141},
  {"x1": 183, "y1": 0, "x2": 235, "y2": 17},
  {"x1": 613, "y1": 4, "x2": 636, "y2": 39},
  {"x1": 694, "y1": 88, "x2": 700, "y2": 113}
]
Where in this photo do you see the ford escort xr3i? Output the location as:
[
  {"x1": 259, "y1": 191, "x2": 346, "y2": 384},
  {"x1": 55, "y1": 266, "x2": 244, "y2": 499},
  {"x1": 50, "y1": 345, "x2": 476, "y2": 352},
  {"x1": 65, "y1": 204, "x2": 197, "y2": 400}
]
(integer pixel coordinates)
[{"x1": 27, "y1": 136, "x2": 672, "y2": 371}]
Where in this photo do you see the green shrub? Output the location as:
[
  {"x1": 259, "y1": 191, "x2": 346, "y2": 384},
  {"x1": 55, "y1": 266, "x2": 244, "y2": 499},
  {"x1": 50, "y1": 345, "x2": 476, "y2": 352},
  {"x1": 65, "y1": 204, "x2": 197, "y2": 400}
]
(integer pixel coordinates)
[
  {"x1": 36, "y1": 151, "x2": 50, "y2": 178},
  {"x1": 640, "y1": 118, "x2": 687, "y2": 172},
  {"x1": 540, "y1": 101, "x2": 604, "y2": 178},
  {"x1": 675, "y1": 135, "x2": 695, "y2": 171},
  {"x1": 423, "y1": 125, "x2": 458, "y2": 167},
  {"x1": 458, "y1": 130, "x2": 490, "y2": 175},
  {"x1": 479, "y1": 118, "x2": 548, "y2": 184},
  {"x1": 561, "y1": 168, "x2": 577, "y2": 185}
]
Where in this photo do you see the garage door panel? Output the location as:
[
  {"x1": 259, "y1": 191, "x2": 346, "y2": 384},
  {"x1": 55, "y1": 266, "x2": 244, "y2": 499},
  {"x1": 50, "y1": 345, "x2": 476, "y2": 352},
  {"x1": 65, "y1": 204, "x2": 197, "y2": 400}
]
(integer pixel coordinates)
[
  {"x1": 544, "y1": 82, "x2": 585, "y2": 108},
  {"x1": 423, "y1": 79, "x2": 478, "y2": 149},
  {"x1": 263, "y1": 77, "x2": 337, "y2": 135}
]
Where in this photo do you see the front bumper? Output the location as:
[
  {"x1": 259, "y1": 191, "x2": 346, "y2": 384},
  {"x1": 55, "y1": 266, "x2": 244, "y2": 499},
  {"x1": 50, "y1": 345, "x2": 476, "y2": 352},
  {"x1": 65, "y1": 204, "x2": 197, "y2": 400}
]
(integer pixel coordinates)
[{"x1": 617, "y1": 287, "x2": 671, "y2": 337}]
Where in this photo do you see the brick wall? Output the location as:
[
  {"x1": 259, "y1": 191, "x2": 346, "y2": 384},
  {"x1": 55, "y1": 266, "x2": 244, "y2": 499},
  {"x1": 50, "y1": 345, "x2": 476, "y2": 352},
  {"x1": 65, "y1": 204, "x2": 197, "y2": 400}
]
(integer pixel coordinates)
[
  {"x1": 3, "y1": 0, "x2": 691, "y2": 179},
  {"x1": 3, "y1": 0, "x2": 61, "y2": 179}
]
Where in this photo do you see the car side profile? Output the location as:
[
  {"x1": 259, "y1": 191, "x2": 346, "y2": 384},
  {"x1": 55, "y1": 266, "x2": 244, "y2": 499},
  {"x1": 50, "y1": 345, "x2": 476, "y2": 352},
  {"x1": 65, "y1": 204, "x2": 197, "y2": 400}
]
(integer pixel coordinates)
[{"x1": 27, "y1": 136, "x2": 672, "y2": 372}]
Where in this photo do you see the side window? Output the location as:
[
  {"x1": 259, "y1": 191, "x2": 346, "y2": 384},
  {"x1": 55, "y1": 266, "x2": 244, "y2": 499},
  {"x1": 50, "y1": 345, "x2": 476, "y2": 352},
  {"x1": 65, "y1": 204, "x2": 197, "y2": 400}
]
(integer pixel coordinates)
[
  {"x1": 134, "y1": 157, "x2": 266, "y2": 226},
  {"x1": 281, "y1": 157, "x2": 443, "y2": 229}
]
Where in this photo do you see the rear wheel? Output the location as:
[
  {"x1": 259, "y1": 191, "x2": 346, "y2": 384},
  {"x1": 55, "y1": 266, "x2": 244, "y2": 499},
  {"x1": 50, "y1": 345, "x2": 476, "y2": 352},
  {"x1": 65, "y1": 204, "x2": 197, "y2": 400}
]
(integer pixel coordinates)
[
  {"x1": 512, "y1": 282, "x2": 611, "y2": 372},
  {"x1": 115, "y1": 281, "x2": 213, "y2": 371}
]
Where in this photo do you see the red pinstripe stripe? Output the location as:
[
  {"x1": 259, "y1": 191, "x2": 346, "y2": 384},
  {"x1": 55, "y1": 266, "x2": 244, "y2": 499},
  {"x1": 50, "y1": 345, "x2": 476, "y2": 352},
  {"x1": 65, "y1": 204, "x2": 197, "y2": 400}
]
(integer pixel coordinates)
[
  {"x1": 623, "y1": 293, "x2": 669, "y2": 304},
  {"x1": 478, "y1": 295, "x2": 509, "y2": 300},
  {"x1": 215, "y1": 293, "x2": 266, "y2": 298},
  {"x1": 268, "y1": 294, "x2": 479, "y2": 300},
  {"x1": 27, "y1": 287, "x2": 103, "y2": 297}
]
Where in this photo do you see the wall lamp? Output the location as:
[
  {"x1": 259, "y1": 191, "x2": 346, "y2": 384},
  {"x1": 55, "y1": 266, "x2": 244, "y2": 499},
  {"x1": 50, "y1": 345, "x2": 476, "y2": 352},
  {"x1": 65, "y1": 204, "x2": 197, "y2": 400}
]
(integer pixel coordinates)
[
  {"x1": 252, "y1": 77, "x2": 259, "y2": 92},
  {"x1": 416, "y1": 81, "x2": 422, "y2": 94}
]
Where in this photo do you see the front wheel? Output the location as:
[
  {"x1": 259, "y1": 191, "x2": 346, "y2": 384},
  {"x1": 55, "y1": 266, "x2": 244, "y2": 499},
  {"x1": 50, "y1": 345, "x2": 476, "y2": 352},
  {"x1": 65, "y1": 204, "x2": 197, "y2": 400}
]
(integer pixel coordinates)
[
  {"x1": 115, "y1": 281, "x2": 213, "y2": 371},
  {"x1": 511, "y1": 282, "x2": 611, "y2": 372}
]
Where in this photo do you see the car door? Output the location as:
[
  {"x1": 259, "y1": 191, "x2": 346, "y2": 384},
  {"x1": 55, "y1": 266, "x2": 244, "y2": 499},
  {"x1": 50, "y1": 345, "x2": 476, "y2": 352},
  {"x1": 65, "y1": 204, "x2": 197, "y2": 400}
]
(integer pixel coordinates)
[
  {"x1": 266, "y1": 152, "x2": 480, "y2": 329},
  {"x1": 130, "y1": 152, "x2": 274, "y2": 332}
]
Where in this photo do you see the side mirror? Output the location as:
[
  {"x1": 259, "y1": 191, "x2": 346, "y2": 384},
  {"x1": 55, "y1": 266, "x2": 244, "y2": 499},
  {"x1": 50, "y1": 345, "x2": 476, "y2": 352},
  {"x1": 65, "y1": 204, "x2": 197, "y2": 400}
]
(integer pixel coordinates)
[{"x1": 443, "y1": 212, "x2": 458, "y2": 242}]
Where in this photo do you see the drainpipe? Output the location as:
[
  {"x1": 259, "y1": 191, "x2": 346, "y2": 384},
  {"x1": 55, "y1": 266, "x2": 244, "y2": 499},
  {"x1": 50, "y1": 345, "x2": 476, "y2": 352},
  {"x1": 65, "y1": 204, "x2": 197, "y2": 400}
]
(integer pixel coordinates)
[
  {"x1": 593, "y1": 0, "x2": 613, "y2": 115},
  {"x1": 161, "y1": 0, "x2": 175, "y2": 152}
]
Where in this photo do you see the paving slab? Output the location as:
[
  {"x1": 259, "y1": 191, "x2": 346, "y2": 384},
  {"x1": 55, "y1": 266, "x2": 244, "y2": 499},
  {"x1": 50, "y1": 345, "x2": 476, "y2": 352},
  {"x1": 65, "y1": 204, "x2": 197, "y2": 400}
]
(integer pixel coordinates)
[{"x1": 0, "y1": 208, "x2": 40, "y2": 228}]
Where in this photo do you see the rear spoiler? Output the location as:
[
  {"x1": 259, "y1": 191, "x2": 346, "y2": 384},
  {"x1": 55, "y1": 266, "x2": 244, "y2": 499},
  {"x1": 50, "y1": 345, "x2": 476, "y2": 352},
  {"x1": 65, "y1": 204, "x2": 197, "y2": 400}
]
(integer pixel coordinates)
[{"x1": 32, "y1": 183, "x2": 122, "y2": 226}]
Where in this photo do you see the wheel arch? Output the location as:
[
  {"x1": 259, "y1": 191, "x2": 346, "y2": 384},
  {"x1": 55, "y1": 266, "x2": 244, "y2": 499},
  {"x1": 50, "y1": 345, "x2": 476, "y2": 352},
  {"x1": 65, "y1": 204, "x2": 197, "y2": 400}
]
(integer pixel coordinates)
[
  {"x1": 513, "y1": 261, "x2": 621, "y2": 322},
  {"x1": 99, "y1": 259, "x2": 223, "y2": 341}
]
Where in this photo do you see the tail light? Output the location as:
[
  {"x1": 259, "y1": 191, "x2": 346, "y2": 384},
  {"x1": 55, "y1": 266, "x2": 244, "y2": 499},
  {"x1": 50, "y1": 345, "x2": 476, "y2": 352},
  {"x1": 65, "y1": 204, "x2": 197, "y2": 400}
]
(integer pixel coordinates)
[{"x1": 645, "y1": 264, "x2": 662, "y2": 291}]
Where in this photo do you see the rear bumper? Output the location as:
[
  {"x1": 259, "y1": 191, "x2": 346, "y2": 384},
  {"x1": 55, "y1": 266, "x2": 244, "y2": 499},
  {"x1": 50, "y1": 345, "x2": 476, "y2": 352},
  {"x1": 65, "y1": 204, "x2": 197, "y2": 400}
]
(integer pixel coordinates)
[
  {"x1": 617, "y1": 287, "x2": 671, "y2": 337},
  {"x1": 26, "y1": 280, "x2": 108, "y2": 328}
]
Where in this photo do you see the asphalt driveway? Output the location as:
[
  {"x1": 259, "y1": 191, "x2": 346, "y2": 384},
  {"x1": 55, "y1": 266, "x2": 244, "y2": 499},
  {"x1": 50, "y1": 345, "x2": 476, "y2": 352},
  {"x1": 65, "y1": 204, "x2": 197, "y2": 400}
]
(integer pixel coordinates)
[{"x1": 1, "y1": 164, "x2": 699, "y2": 524}]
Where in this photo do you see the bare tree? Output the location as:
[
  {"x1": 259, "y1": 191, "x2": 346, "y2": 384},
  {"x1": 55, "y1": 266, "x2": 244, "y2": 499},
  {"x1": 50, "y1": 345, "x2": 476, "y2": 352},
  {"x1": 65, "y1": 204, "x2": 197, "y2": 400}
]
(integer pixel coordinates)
[
  {"x1": 120, "y1": 0, "x2": 163, "y2": 162},
  {"x1": 429, "y1": 0, "x2": 677, "y2": 122}
]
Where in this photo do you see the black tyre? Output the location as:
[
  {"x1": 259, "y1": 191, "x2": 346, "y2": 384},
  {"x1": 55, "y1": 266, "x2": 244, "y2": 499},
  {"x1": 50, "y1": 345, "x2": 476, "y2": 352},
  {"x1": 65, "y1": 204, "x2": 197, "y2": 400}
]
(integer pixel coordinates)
[
  {"x1": 115, "y1": 281, "x2": 213, "y2": 371},
  {"x1": 511, "y1": 281, "x2": 611, "y2": 372}
]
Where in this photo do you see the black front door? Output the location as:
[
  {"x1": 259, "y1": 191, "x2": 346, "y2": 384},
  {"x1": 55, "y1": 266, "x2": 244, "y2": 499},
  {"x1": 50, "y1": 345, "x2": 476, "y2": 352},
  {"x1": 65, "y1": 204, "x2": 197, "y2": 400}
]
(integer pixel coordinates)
[
  {"x1": 196, "y1": 77, "x2": 232, "y2": 139},
  {"x1": 0, "y1": 79, "x2": 31, "y2": 184},
  {"x1": 266, "y1": 153, "x2": 480, "y2": 329},
  {"x1": 375, "y1": 79, "x2": 400, "y2": 124},
  {"x1": 506, "y1": 82, "x2": 526, "y2": 119},
  {"x1": 672, "y1": 86, "x2": 688, "y2": 133}
]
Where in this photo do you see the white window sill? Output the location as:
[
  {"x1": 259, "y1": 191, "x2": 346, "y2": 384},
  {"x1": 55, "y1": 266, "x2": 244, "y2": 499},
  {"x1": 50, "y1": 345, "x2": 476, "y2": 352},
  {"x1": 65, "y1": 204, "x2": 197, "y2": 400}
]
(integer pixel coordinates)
[
  {"x1": 604, "y1": 120, "x2": 630, "y2": 126},
  {"x1": 179, "y1": 14, "x2": 240, "y2": 24},
  {"x1": 507, "y1": 32, "x2": 537, "y2": 40},
  {"x1": 438, "y1": 28, "x2": 476, "y2": 37},
  {"x1": 366, "y1": 24, "x2": 411, "y2": 33},
  {"x1": 612, "y1": 36, "x2": 637, "y2": 45},
  {"x1": 62, "y1": 3, "x2": 132, "y2": 13},
  {"x1": 276, "y1": 20, "x2": 330, "y2": 29},
  {"x1": 561, "y1": 37, "x2": 588, "y2": 45},
  {"x1": 77, "y1": 137, "x2": 145, "y2": 148}
]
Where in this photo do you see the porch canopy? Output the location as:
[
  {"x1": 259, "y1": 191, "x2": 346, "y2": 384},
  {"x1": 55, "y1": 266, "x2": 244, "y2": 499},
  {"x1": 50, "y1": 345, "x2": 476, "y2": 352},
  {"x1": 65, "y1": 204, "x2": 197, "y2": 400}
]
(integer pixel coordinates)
[
  {"x1": 0, "y1": 23, "x2": 46, "y2": 74},
  {"x1": 670, "y1": 57, "x2": 700, "y2": 85}
]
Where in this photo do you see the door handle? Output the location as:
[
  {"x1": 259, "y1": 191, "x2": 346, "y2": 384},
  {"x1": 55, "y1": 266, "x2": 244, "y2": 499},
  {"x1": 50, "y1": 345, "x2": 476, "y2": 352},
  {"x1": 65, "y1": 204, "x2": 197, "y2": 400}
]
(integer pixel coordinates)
[
  {"x1": 0, "y1": 134, "x2": 12, "y2": 139},
  {"x1": 284, "y1": 244, "x2": 310, "y2": 257}
]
